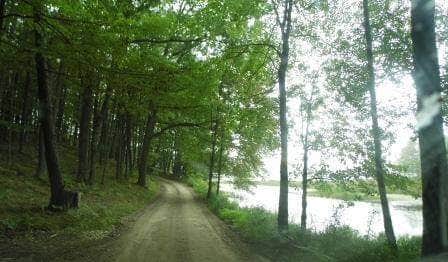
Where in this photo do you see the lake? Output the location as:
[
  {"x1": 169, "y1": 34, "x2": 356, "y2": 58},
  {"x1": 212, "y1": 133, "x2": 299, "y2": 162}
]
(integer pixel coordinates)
[{"x1": 221, "y1": 183, "x2": 422, "y2": 237}]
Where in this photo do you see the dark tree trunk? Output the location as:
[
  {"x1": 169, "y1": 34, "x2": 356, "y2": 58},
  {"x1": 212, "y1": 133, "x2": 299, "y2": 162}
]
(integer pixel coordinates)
[
  {"x1": 19, "y1": 72, "x2": 32, "y2": 153},
  {"x1": 362, "y1": 0, "x2": 397, "y2": 249},
  {"x1": 216, "y1": 137, "x2": 224, "y2": 196},
  {"x1": 277, "y1": 0, "x2": 293, "y2": 232},
  {"x1": 55, "y1": 64, "x2": 66, "y2": 142},
  {"x1": 137, "y1": 106, "x2": 157, "y2": 187},
  {"x1": 34, "y1": 7, "x2": 66, "y2": 208},
  {"x1": 411, "y1": 0, "x2": 448, "y2": 256},
  {"x1": 88, "y1": 85, "x2": 111, "y2": 184},
  {"x1": 35, "y1": 125, "x2": 46, "y2": 178},
  {"x1": 124, "y1": 113, "x2": 133, "y2": 178},
  {"x1": 207, "y1": 116, "x2": 218, "y2": 199},
  {"x1": 0, "y1": 0, "x2": 6, "y2": 33},
  {"x1": 115, "y1": 118, "x2": 125, "y2": 180},
  {"x1": 77, "y1": 76, "x2": 93, "y2": 183}
]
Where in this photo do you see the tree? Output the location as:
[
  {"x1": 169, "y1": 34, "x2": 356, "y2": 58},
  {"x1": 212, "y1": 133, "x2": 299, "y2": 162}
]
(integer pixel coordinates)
[
  {"x1": 272, "y1": 0, "x2": 293, "y2": 233},
  {"x1": 362, "y1": 0, "x2": 397, "y2": 249},
  {"x1": 33, "y1": 2, "x2": 72, "y2": 209},
  {"x1": 411, "y1": 0, "x2": 448, "y2": 256}
]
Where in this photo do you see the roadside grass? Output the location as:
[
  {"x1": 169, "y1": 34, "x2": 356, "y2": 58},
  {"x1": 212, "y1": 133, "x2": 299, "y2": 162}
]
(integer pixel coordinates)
[
  {"x1": 187, "y1": 174, "x2": 421, "y2": 262},
  {"x1": 0, "y1": 145, "x2": 159, "y2": 240}
]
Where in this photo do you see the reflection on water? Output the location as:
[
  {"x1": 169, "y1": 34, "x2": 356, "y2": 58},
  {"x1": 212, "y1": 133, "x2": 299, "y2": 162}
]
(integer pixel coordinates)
[{"x1": 221, "y1": 184, "x2": 422, "y2": 237}]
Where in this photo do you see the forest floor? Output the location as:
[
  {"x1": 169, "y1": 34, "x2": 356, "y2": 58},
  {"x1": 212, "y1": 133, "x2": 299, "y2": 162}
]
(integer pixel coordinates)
[
  {"x1": 99, "y1": 178, "x2": 269, "y2": 262},
  {"x1": 0, "y1": 146, "x2": 158, "y2": 261}
]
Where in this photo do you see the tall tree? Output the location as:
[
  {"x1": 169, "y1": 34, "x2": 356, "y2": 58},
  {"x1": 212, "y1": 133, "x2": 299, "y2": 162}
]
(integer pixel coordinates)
[
  {"x1": 411, "y1": 0, "x2": 448, "y2": 256},
  {"x1": 137, "y1": 106, "x2": 157, "y2": 187},
  {"x1": 362, "y1": 0, "x2": 397, "y2": 249},
  {"x1": 273, "y1": 0, "x2": 293, "y2": 232},
  {"x1": 77, "y1": 73, "x2": 94, "y2": 183},
  {"x1": 33, "y1": 2, "x2": 66, "y2": 209}
]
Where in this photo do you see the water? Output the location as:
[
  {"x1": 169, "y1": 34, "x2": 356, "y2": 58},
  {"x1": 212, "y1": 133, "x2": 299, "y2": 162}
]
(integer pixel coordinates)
[{"x1": 221, "y1": 183, "x2": 422, "y2": 237}]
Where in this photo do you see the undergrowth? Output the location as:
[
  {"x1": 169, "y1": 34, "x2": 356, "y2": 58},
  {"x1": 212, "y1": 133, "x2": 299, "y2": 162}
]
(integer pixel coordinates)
[{"x1": 0, "y1": 145, "x2": 159, "y2": 240}]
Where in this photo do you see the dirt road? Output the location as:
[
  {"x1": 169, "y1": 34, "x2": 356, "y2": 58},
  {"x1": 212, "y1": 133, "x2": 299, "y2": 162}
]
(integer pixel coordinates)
[{"x1": 105, "y1": 179, "x2": 268, "y2": 262}]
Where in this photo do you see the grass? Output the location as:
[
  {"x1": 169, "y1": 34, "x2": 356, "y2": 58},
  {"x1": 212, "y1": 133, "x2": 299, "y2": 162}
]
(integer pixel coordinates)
[
  {"x1": 0, "y1": 145, "x2": 159, "y2": 241},
  {"x1": 187, "y1": 174, "x2": 421, "y2": 262}
]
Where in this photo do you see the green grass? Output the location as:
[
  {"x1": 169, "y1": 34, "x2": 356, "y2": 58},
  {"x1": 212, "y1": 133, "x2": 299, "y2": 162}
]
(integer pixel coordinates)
[
  {"x1": 0, "y1": 145, "x2": 159, "y2": 240},
  {"x1": 187, "y1": 174, "x2": 421, "y2": 262}
]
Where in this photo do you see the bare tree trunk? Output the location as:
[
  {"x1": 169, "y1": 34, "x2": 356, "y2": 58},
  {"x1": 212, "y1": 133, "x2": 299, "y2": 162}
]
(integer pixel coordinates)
[
  {"x1": 207, "y1": 115, "x2": 218, "y2": 199},
  {"x1": 88, "y1": 85, "x2": 111, "y2": 184},
  {"x1": 115, "y1": 118, "x2": 124, "y2": 180},
  {"x1": 362, "y1": 0, "x2": 397, "y2": 249},
  {"x1": 215, "y1": 127, "x2": 225, "y2": 196},
  {"x1": 216, "y1": 140, "x2": 224, "y2": 196},
  {"x1": 77, "y1": 75, "x2": 93, "y2": 183},
  {"x1": 55, "y1": 64, "x2": 66, "y2": 142},
  {"x1": 19, "y1": 72, "x2": 32, "y2": 153},
  {"x1": 124, "y1": 113, "x2": 133, "y2": 178},
  {"x1": 0, "y1": 0, "x2": 6, "y2": 33},
  {"x1": 137, "y1": 106, "x2": 157, "y2": 187},
  {"x1": 35, "y1": 125, "x2": 46, "y2": 177},
  {"x1": 411, "y1": 0, "x2": 448, "y2": 256},
  {"x1": 277, "y1": 0, "x2": 293, "y2": 232}
]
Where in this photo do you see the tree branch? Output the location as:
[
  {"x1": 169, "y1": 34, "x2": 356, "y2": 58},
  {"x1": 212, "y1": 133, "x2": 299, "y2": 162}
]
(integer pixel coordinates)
[{"x1": 152, "y1": 122, "x2": 206, "y2": 138}]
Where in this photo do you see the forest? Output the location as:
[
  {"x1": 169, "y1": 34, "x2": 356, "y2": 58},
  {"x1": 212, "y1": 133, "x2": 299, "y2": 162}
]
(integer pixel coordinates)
[{"x1": 0, "y1": 0, "x2": 447, "y2": 261}]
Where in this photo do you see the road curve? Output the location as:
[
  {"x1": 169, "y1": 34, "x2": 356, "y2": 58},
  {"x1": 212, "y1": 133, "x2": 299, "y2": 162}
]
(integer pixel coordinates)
[{"x1": 106, "y1": 179, "x2": 268, "y2": 262}]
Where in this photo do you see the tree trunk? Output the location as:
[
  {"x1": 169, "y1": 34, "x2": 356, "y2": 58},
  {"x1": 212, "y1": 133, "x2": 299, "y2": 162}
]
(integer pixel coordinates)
[
  {"x1": 0, "y1": 0, "x2": 6, "y2": 33},
  {"x1": 88, "y1": 85, "x2": 111, "y2": 184},
  {"x1": 362, "y1": 0, "x2": 397, "y2": 249},
  {"x1": 411, "y1": 0, "x2": 448, "y2": 256},
  {"x1": 55, "y1": 64, "x2": 66, "y2": 142},
  {"x1": 115, "y1": 118, "x2": 124, "y2": 180},
  {"x1": 34, "y1": 7, "x2": 66, "y2": 208},
  {"x1": 137, "y1": 106, "x2": 157, "y2": 187},
  {"x1": 277, "y1": 0, "x2": 293, "y2": 232},
  {"x1": 35, "y1": 125, "x2": 46, "y2": 178},
  {"x1": 77, "y1": 76, "x2": 93, "y2": 183},
  {"x1": 207, "y1": 116, "x2": 218, "y2": 199},
  {"x1": 300, "y1": 146, "x2": 308, "y2": 231},
  {"x1": 216, "y1": 128, "x2": 225, "y2": 196},
  {"x1": 300, "y1": 101, "x2": 312, "y2": 231},
  {"x1": 216, "y1": 140, "x2": 224, "y2": 196},
  {"x1": 124, "y1": 113, "x2": 133, "y2": 178},
  {"x1": 19, "y1": 72, "x2": 32, "y2": 153}
]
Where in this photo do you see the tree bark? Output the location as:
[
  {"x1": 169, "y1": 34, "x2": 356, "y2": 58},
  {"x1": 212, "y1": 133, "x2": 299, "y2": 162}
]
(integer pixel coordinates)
[
  {"x1": 207, "y1": 115, "x2": 218, "y2": 199},
  {"x1": 362, "y1": 0, "x2": 397, "y2": 249},
  {"x1": 411, "y1": 0, "x2": 448, "y2": 256},
  {"x1": 35, "y1": 125, "x2": 46, "y2": 178},
  {"x1": 124, "y1": 113, "x2": 133, "y2": 178},
  {"x1": 34, "y1": 6, "x2": 66, "y2": 208},
  {"x1": 300, "y1": 102, "x2": 312, "y2": 231},
  {"x1": 137, "y1": 106, "x2": 157, "y2": 187},
  {"x1": 55, "y1": 64, "x2": 66, "y2": 142},
  {"x1": 277, "y1": 0, "x2": 293, "y2": 232},
  {"x1": 88, "y1": 85, "x2": 111, "y2": 184},
  {"x1": 77, "y1": 75, "x2": 93, "y2": 183},
  {"x1": 115, "y1": 117, "x2": 124, "y2": 180},
  {"x1": 19, "y1": 72, "x2": 32, "y2": 153},
  {"x1": 0, "y1": 0, "x2": 6, "y2": 33},
  {"x1": 216, "y1": 137, "x2": 224, "y2": 196}
]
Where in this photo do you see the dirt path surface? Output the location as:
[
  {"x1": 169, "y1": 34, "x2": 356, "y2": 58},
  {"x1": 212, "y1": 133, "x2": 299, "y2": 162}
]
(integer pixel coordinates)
[{"x1": 103, "y1": 179, "x2": 268, "y2": 262}]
